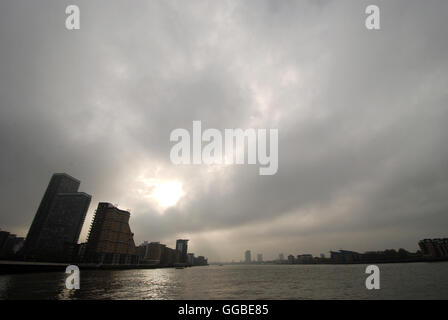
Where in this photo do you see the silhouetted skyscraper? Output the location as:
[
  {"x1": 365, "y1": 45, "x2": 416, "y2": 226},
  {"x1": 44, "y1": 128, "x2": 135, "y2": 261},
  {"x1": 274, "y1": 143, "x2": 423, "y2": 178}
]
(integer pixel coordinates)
[
  {"x1": 23, "y1": 173, "x2": 91, "y2": 261},
  {"x1": 85, "y1": 202, "x2": 138, "y2": 264},
  {"x1": 176, "y1": 239, "x2": 189, "y2": 263}
]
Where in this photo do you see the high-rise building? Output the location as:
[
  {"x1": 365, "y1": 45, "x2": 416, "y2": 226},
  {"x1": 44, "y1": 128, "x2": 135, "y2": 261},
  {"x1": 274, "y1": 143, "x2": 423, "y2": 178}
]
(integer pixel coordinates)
[
  {"x1": 245, "y1": 250, "x2": 251, "y2": 263},
  {"x1": 257, "y1": 253, "x2": 263, "y2": 263},
  {"x1": 279, "y1": 253, "x2": 284, "y2": 261},
  {"x1": 176, "y1": 239, "x2": 189, "y2": 263},
  {"x1": 85, "y1": 202, "x2": 138, "y2": 265},
  {"x1": 23, "y1": 173, "x2": 91, "y2": 261}
]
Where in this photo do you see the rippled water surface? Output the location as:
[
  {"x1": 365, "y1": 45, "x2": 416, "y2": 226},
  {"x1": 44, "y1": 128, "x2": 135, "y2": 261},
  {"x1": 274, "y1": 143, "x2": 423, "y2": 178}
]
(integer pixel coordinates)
[{"x1": 1, "y1": 263, "x2": 447, "y2": 299}]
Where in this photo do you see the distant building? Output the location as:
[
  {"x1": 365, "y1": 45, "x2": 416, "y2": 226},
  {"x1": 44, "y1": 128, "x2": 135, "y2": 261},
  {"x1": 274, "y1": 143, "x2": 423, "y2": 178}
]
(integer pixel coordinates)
[
  {"x1": 296, "y1": 254, "x2": 313, "y2": 264},
  {"x1": 136, "y1": 241, "x2": 189, "y2": 266},
  {"x1": 148, "y1": 242, "x2": 166, "y2": 262},
  {"x1": 137, "y1": 241, "x2": 167, "y2": 265},
  {"x1": 23, "y1": 173, "x2": 91, "y2": 262},
  {"x1": 0, "y1": 230, "x2": 24, "y2": 260},
  {"x1": 257, "y1": 253, "x2": 263, "y2": 263},
  {"x1": 194, "y1": 256, "x2": 208, "y2": 266},
  {"x1": 85, "y1": 202, "x2": 138, "y2": 265},
  {"x1": 330, "y1": 250, "x2": 361, "y2": 263},
  {"x1": 419, "y1": 238, "x2": 448, "y2": 258},
  {"x1": 136, "y1": 244, "x2": 148, "y2": 264},
  {"x1": 163, "y1": 246, "x2": 179, "y2": 266},
  {"x1": 187, "y1": 253, "x2": 195, "y2": 266},
  {"x1": 245, "y1": 250, "x2": 251, "y2": 263},
  {"x1": 288, "y1": 254, "x2": 295, "y2": 264},
  {"x1": 279, "y1": 253, "x2": 284, "y2": 261},
  {"x1": 176, "y1": 239, "x2": 189, "y2": 263},
  {"x1": 0, "y1": 230, "x2": 10, "y2": 252}
]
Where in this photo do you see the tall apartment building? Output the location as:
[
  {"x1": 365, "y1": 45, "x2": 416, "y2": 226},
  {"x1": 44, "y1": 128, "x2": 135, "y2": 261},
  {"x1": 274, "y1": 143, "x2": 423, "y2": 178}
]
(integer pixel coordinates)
[
  {"x1": 23, "y1": 173, "x2": 91, "y2": 261},
  {"x1": 176, "y1": 239, "x2": 189, "y2": 263},
  {"x1": 245, "y1": 250, "x2": 251, "y2": 263},
  {"x1": 85, "y1": 202, "x2": 138, "y2": 265}
]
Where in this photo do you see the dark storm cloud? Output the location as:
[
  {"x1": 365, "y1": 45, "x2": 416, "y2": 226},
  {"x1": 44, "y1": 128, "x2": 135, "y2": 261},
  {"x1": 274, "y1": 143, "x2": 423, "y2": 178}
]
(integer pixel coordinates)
[{"x1": 1, "y1": 0, "x2": 447, "y2": 261}]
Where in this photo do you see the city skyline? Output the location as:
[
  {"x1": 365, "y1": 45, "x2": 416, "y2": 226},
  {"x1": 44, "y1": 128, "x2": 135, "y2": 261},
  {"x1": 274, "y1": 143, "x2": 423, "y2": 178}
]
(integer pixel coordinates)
[
  {"x1": 1, "y1": 170, "x2": 447, "y2": 262},
  {"x1": 1, "y1": 1, "x2": 448, "y2": 263},
  {"x1": 0, "y1": 172, "x2": 209, "y2": 266}
]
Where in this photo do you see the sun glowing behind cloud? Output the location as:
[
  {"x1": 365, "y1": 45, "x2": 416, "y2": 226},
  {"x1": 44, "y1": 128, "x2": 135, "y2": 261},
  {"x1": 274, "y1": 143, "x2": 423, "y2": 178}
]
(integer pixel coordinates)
[
  {"x1": 137, "y1": 177, "x2": 185, "y2": 209},
  {"x1": 151, "y1": 180, "x2": 184, "y2": 208}
]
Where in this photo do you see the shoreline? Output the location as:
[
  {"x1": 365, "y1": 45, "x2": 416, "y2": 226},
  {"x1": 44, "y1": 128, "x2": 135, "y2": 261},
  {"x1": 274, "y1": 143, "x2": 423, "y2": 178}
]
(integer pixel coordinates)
[{"x1": 0, "y1": 260, "x2": 209, "y2": 275}]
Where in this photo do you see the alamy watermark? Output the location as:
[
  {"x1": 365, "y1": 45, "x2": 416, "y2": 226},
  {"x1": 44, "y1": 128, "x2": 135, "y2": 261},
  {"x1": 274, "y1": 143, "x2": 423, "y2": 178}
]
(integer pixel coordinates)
[
  {"x1": 365, "y1": 265, "x2": 380, "y2": 290},
  {"x1": 64, "y1": 4, "x2": 380, "y2": 31},
  {"x1": 365, "y1": 5, "x2": 380, "y2": 30},
  {"x1": 65, "y1": 265, "x2": 80, "y2": 290},
  {"x1": 170, "y1": 121, "x2": 278, "y2": 175},
  {"x1": 65, "y1": 5, "x2": 80, "y2": 30}
]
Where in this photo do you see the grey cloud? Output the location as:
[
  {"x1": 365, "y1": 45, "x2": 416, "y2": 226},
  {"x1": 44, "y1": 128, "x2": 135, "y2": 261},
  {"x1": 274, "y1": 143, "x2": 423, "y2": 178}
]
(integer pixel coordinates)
[{"x1": 1, "y1": 0, "x2": 447, "y2": 261}]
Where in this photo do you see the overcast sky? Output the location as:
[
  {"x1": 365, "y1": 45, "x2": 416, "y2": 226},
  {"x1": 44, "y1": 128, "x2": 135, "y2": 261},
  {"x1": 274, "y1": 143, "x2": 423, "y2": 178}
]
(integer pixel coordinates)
[{"x1": 1, "y1": 1, "x2": 447, "y2": 262}]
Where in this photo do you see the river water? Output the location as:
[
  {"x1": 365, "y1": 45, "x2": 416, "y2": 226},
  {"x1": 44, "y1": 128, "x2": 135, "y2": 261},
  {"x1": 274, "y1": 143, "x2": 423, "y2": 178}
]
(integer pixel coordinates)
[{"x1": 0, "y1": 263, "x2": 447, "y2": 299}]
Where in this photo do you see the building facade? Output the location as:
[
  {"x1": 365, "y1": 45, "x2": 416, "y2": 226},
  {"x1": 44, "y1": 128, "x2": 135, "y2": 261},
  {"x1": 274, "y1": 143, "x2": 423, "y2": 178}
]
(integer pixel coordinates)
[
  {"x1": 137, "y1": 241, "x2": 167, "y2": 265},
  {"x1": 187, "y1": 253, "x2": 195, "y2": 266},
  {"x1": 163, "y1": 246, "x2": 179, "y2": 266},
  {"x1": 85, "y1": 202, "x2": 138, "y2": 265},
  {"x1": 176, "y1": 239, "x2": 189, "y2": 264},
  {"x1": 23, "y1": 173, "x2": 91, "y2": 261}
]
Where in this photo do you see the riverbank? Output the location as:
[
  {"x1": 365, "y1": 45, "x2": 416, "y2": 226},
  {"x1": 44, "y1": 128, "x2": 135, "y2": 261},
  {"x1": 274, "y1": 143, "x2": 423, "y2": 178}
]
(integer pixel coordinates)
[{"x1": 0, "y1": 260, "x2": 208, "y2": 274}]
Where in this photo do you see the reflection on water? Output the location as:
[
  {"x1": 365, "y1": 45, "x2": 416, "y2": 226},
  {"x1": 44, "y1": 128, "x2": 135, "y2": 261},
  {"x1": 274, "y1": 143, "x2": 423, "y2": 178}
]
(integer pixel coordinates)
[{"x1": 0, "y1": 263, "x2": 447, "y2": 299}]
